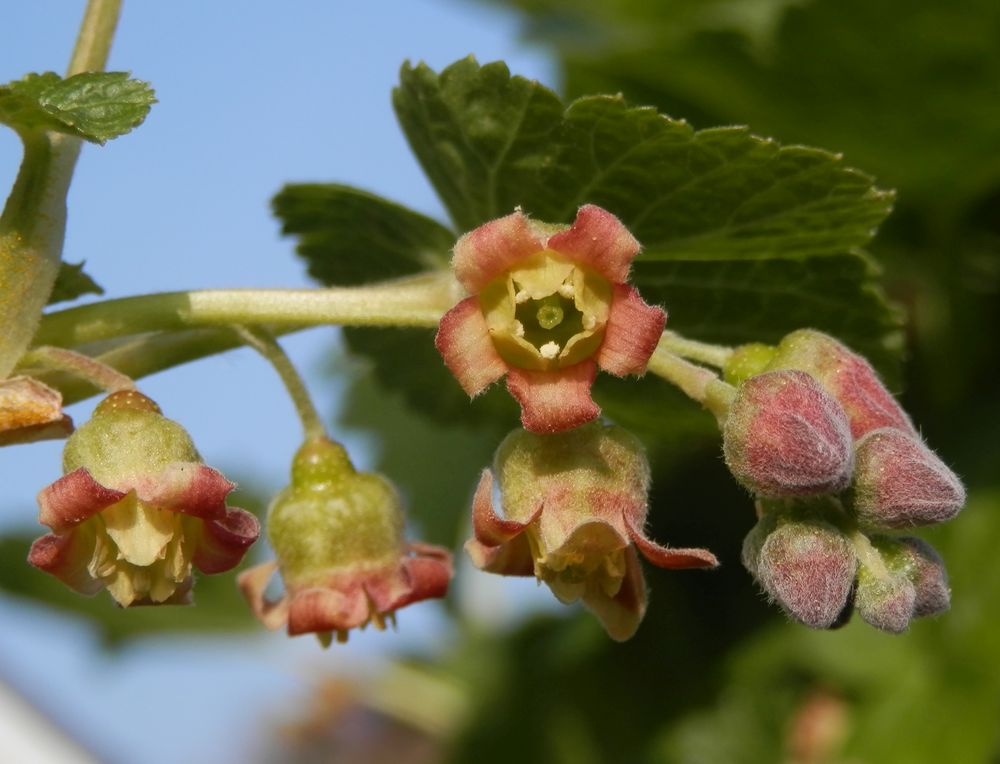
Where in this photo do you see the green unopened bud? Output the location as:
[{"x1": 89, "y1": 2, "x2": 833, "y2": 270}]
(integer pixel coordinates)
[
  {"x1": 855, "y1": 560, "x2": 917, "y2": 634},
  {"x1": 723, "y1": 342, "x2": 776, "y2": 386},
  {"x1": 872, "y1": 535, "x2": 950, "y2": 618}
]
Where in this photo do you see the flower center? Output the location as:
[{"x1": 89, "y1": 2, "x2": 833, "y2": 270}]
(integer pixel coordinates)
[{"x1": 479, "y1": 251, "x2": 613, "y2": 372}]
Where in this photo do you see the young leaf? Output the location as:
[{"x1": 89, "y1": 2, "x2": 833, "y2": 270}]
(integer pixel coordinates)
[
  {"x1": 47, "y1": 260, "x2": 104, "y2": 305},
  {"x1": 273, "y1": 184, "x2": 454, "y2": 285},
  {"x1": 0, "y1": 71, "x2": 155, "y2": 143}
]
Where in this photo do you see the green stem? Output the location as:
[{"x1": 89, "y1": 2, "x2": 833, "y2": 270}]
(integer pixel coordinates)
[
  {"x1": 34, "y1": 271, "x2": 457, "y2": 349},
  {"x1": 0, "y1": 0, "x2": 122, "y2": 377},
  {"x1": 848, "y1": 528, "x2": 891, "y2": 580},
  {"x1": 233, "y1": 326, "x2": 326, "y2": 440},
  {"x1": 19, "y1": 346, "x2": 134, "y2": 392},
  {"x1": 646, "y1": 341, "x2": 735, "y2": 421},
  {"x1": 659, "y1": 331, "x2": 734, "y2": 368}
]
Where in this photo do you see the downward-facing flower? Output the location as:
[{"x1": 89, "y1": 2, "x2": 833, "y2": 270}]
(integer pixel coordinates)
[
  {"x1": 239, "y1": 437, "x2": 453, "y2": 645},
  {"x1": 435, "y1": 205, "x2": 666, "y2": 433},
  {"x1": 465, "y1": 423, "x2": 717, "y2": 641},
  {"x1": 28, "y1": 390, "x2": 259, "y2": 606}
]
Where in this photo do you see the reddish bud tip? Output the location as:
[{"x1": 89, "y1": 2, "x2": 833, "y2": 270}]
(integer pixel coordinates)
[
  {"x1": 724, "y1": 370, "x2": 854, "y2": 498},
  {"x1": 851, "y1": 428, "x2": 965, "y2": 528},
  {"x1": 894, "y1": 536, "x2": 950, "y2": 617},
  {"x1": 767, "y1": 330, "x2": 913, "y2": 439},
  {"x1": 755, "y1": 518, "x2": 857, "y2": 629}
]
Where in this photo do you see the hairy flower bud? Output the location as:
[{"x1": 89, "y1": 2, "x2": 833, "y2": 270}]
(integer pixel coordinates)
[
  {"x1": 854, "y1": 561, "x2": 917, "y2": 634},
  {"x1": 752, "y1": 516, "x2": 857, "y2": 629},
  {"x1": 766, "y1": 329, "x2": 913, "y2": 439},
  {"x1": 851, "y1": 428, "x2": 965, "y2": 528},
  {"x1": 724, "y1": 370, "x2": 854, "y2": 497},
  {"x1": 873, "y1": 535, "x2": 950, "y2": 618},
  {"x1": 239, "y1": 437, "x2": 452, "y2": 644},
  {"x1": 466, "y1": 422, "x2": 717, "y2": 641},
  {"x1": 28, "y1": 390, "x2": 258, "y2": 606}
]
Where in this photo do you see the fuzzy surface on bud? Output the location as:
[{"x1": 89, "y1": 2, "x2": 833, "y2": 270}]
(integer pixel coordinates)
[
  {"x1": 465, "y1": 422, "x2": 717, "y2": 641},
  {"x1": 747, "y1": 514, "x2": 857, "y2": 629},
  {"x1": 724, "y1": 370, "x2": 854, "y2": 498},
  {"x1": 765, "y1": 329, "x2": 913, "y2": 439},
  {"x1": 435, "y1": 205, "x2": 666, "y2": 433},
  {"x1": 28, "y1": 390, "x2": 259, "y2": 606},
  {"x1": 239, "y1": 437, "x2": 452, "y2": 645},
  {"x1": 851, "y1": 427, "x2": 965, "y2": 528}
]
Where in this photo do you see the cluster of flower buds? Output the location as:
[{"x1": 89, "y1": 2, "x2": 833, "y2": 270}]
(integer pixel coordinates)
[
  {"x1": 722, "y1": 330, "x2": 963, "y2": 632},
  {"x1": 239, "y1": 436, "x2": 452, "y2": 645},
  {"x1": 465, "y1": 422, "x2": 718, "y2": 640},
  {"x1": 28, "y1": 390, "x2": 259, "y2": 606}
]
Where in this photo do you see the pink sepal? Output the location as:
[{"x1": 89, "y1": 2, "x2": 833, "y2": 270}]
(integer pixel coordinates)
[
  {"x1": 625, "y1": 513, "x2": 719, "y2": 569},
  {"x1": 452, "y1": 210, "x2": 545, "y2": 293},
  {"x1": 465, "y1": 469, "x2": 541, "y2": 576},
  {"x1": 237, "y1": 561, "x2": 291, "y2": 630},
  {"x1": 193, "y1": 507, "x2": 261, "y2": 574},
  {"x1": 135, "y1": 463, "x2": 236, "y2": 519},
  {"x1": 367, "y1": 543, "x2": 453, "y2": 613},
  {"x1": 547, "y1": 205, "x2": 640, "y2": 283},
  {"x1": 27, "y1": 532, "x2": 104, "y2": 596},
  {"x1": 435, "y1": 297, "x2": 509, "y2": 397},
  {"x1": 597, "y1": 285, "x2": 666, "y2": 376},
  {"x1": 506, "y1": 360, "x2": 600, "y2": 434},
  {"x1": 287, "y1": 585, "x2": 370, "y2": 635},
  {"x1": 37, "y1": 468, "x2": 127, "y2": 533}
]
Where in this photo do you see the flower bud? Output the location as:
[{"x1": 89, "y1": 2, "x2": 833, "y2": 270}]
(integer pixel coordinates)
[
  {"x1": 851, "y1": 428, "x2": 965, "y2": 528},
  {"x1": 723, "y1": 343, "x2": 776, "y2": 386},
  {"x1": 28, "y1": 390, "x2": 258, "y2": 606},
  {"x1": 875, "y1": 535, "x2": 950, "y2": 617},
  {"x1": 723, "y1": 370, "x2": 853, "y2": 498},
  {"x1": 754, "y1": 516, "x2": 857, "y2": 629},
  {"x1": 465, "y1": 422, "x2": 717, "y2": 641},
  {"x1": 854, "y1": 561, "x2": 917, "y2": 634},
  {"x1": 766, "y1": 329, "x2": 913, "y2": 439},
  {"x1": 239, "y1": 437, "x2": 452, "y2": 644}
]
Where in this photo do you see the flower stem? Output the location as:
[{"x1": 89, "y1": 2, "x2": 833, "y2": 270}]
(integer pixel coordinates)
[
  {"x1": 646, "y1": 340, "x2": 735, "y2": 421},
  {"x1": 232, "y1": 326, "x2": 326, "y2": 441},
  {"x1": 34, "y1": 271, "x2": 457, "y2": 350},
  {"x1": 19, "y1": 346, "x2": 135, "y2": 392},
  {"x1": 659, "y1": 331, "x2": 734, "y2": 368},
  {"x1": 0, "y1": 0, "x2": 122, "y2": 377}
]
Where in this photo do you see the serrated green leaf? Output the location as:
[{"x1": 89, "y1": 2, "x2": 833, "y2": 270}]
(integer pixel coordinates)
[
  {"x1": 393, "y1": 57, "x2": 564, "y2": 233},
  {"x1": 0, "y1": 71, "x2": 155, "y2": 143},
  {"x1": 272, "y1": 184, "x2": 455, "y2": 285},
  {"x1": 47, "y1": 260, "x2": 104, "y2": 305}
]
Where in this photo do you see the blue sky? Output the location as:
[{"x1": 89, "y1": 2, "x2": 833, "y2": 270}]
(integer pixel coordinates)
[{"x1": 0, "y1": 2, "x2": 555, "y2": 761}]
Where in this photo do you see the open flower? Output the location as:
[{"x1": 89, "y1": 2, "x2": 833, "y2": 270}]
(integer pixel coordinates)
[
  {"x1": 435, "y1": 205, "x2": 665, "y2": 433},
  {"x1": 239, "y1": 437, "x2": 453, "y2": 645},
  {"x1": 28, "y1": 390, "x2": 259, "y2": 606},
  {"x1": 465, "y1": 423, "x2": 717, "y2": 640}
]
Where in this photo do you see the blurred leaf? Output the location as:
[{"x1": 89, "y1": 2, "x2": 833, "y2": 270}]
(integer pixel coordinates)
[
  {"x1": 497, "y1": 0, "x2": 1000, "y2": 215},
  {"x1": 47, "y1": 260, "x2": 103, "y2": 305},
  {"x1": 0, "y1": 71, "x2": 155, "y2": 143},
  {"x1": 272, "y1": 183, "x2": 455, "y2": 286}
]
